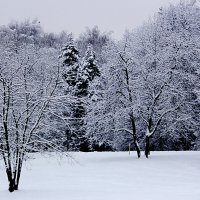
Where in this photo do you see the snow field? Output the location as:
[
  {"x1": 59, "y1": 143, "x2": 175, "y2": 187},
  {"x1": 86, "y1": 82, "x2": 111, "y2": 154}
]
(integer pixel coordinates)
[{"x1": 0, "y1": 151, "x2": 200, "y2": 200}]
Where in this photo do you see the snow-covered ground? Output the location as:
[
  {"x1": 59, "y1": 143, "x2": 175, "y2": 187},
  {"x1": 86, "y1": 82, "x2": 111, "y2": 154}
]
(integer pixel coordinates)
[{"x1": 0, "y1": 151, "x2": 200, "y2": 200}]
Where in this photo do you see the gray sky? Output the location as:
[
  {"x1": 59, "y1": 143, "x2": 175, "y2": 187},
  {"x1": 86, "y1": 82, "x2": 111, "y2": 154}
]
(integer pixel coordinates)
[{"x1": 0, "y1": 0, "x2": 181, "y2": 38}]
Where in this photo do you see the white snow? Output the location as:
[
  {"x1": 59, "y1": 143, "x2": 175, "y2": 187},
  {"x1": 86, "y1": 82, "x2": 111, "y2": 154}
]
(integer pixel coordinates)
[{"x1": 0, "y1": 151, "x2": 200, "y2": 200}]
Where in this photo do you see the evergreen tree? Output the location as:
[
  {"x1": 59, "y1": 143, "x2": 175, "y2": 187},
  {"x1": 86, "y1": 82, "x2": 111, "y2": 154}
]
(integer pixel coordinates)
[
  {"x1": 61, "y1": 43, "x2": 100, "y2": 151},
  {"x1": 82, "y1": 45, "x2": 100, "y2": 81},
  {"x1": 61, "y1": 42, "x2": 80, "y2": 87}
]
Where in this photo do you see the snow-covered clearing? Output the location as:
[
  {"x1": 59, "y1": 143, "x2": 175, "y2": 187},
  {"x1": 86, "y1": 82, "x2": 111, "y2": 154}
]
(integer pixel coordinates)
[{"x1": 0, "y1": 151, "x2": 200, "y2": 200}]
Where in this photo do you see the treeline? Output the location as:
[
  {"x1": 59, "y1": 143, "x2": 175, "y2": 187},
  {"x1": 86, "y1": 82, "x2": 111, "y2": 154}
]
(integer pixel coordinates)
[{"x1": 0, "y1": 2, "x2": 199, "y2": 156}]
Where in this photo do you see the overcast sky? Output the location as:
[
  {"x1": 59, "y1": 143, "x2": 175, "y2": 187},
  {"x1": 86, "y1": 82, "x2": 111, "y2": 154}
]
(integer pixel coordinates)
[{"x1": 0, "y1": 0, "x2": 181, "y2": 38}]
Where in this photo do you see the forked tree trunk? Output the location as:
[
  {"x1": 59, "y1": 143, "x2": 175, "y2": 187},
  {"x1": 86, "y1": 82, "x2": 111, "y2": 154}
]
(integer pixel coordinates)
[
  {"x1": 6, "y1": 158, "x2": 23, "y2": 192},
  {"x1": 6, "y1": 169, "x2": 21, "y2": 192},
  {"x1": 7, "y1": 171, "x2": 21, "y2": 192}
]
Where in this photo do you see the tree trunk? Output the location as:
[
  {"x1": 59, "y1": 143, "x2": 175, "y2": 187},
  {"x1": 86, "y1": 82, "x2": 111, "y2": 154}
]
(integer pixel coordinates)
[
  {"x1": 145, "y1": 136, "x2": 150, "y2": 158},
  {"x1": 6, "y1": 169, "x2": 15, "y2": 192},
  {"x1": 134, "y1": 140, "x2": 141, "y2": 158},
  {"x1": 14, "y1": 164, "x2": 22, "y2": 191},
  {"x1": 131, "y1": 116, "x2": 141, "y2": 158},
  {"x1": 145, "y1": 118, "x2": 153, "y2": 158},
  {"x1": 6, "y1": 157, "x2": 23, "y2": 192},
  {"x1": 122, "y1": 62, "x2": 141, "y2": 158},
  {"x1": 8, "y1": 180, "x2": 15, "y2": 192}
]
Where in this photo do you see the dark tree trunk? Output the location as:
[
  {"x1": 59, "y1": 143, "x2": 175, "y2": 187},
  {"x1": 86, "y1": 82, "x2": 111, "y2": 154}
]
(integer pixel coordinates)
[
  {"x1": 145, "y1": 118, "x2": 153, "y2": 158},
  {"x1": 123, "y1": 64, "x2": 141, "y2": 158},
  {"x1": 130, "y1": 116, "x2": 141, "y2": 158},
  {"x1": 14, "y1": 184, "x2": 19, "y2": 191},
  {"x1": 8, "y1": 180, "x2": 15, "y2": 192},
  {"x1": 6, "y1": 169, "x2": 15, "y2": 192},
  {"x1": 14, "y1": 163, "x2": 22, "y2": 191},
  {"x1": 145, "y1": 136, "x2": 150, "y2": 158},
  {"x1": 134, "y1": 140, "x2": 141, "y2": 158},
  {"x1": 6, "y1": 158, "x2": 23, "y2": 192}
]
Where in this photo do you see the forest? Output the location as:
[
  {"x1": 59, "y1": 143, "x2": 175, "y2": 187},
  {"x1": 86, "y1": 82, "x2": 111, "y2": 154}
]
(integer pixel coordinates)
[{"x1": 0, "y1": 0, "x2": 199, "y2": 192}]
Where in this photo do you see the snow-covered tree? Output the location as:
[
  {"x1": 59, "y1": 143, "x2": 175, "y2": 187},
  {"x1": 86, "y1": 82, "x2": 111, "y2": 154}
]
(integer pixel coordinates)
[
  {"x1": 130, "y1": 1, "x2": 200, "y2": 156},
  {"x1": 85, "y1": 35, "x2": 142, "y2": 156},
  {"x1": 105, "y1": 36, "x2": 141, "y2": 157},
  {"x1": 61, "y1": 42, "x2": 80, "y2": 87},
  {"x1": 0, "y1": 37, "x2": 62, "y2": 191},
  {"x1": 60, "y1": 42, "x2": 100, "y2": 151},
  {"x1": 77, "y1": 26, "x2": 111, "y2": 58}
]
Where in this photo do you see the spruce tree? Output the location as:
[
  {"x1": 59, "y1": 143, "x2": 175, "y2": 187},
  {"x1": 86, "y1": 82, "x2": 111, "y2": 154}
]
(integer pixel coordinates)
[
  {"x1": 61, "y1": 42, "x2": 80, "y2": 87},
  {"x1": 61, "y1": 43, "x2": 100, "y2": 151}
]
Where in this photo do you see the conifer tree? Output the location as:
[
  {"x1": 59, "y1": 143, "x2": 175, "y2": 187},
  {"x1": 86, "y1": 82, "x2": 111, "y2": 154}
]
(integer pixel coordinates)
[
  {"x1": 61, "y1": 42, "x2": 80, "y2": 87},
  {"x1": 61, "y1": 43, "x2": 100, "y2": 151}
]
